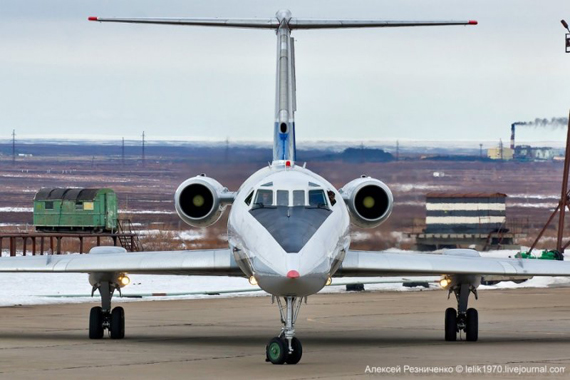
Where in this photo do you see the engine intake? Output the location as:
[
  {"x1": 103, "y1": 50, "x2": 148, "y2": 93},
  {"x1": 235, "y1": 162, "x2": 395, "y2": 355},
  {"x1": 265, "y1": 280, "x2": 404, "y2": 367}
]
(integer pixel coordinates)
[
  {"x1": 174, "y1": 175, "x2": 234, "y2": 227},
  {"x1": 340, "y1": 176, "x2": 393, "y2": 228}
]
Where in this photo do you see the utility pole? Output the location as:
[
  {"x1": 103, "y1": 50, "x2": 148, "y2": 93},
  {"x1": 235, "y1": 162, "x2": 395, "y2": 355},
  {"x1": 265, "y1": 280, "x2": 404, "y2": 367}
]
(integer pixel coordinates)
[
  {"x1": 11, "y1": 129, "x2": 16, "y2": 166},
  {"x1": 142, "y1": 131, "x2": 146, "y2": 167},
  {"x1": 396, "y1": 140, "x2": 399, "y2": 161},
  {"x1": 499, "y1": 139, "x2": 503, "y2": 161},
  {"x1": 225, "y1": 137, "x2": 230, "y2": 163},
  {"x1": 121, "y1": 137, "x2": 125, "y2": 166}
]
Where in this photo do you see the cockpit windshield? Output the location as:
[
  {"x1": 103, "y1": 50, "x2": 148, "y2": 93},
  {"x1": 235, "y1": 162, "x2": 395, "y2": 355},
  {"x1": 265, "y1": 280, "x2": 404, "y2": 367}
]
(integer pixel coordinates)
[
  {"x1": 254, "y1": 189, "x2": 273, "y2": 207},
  {"x1": 251, "y1": 188, "x2": 330, "y2": 209},
  {"x1": 276, "y1": 190, "x2": 289, "y2": 206},
  {"x1": 293, "y1": 190, "x2": 305, "y2": 206},
  {"x1": 308, "y1": 189, "x2": 328, "y2": 208}
]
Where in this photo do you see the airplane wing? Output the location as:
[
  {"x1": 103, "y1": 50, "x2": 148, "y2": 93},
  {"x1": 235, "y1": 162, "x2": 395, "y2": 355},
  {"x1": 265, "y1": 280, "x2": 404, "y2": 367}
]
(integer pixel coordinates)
[
  {"x1": 336, "y1": 249, "x2": 570, "y2": 277},
  {"x1": 0, "y1": 248, "x2": 243, "y2": 276},
  {"x1": 88, "y1": 17, "x2": 476, "y2": 30}
]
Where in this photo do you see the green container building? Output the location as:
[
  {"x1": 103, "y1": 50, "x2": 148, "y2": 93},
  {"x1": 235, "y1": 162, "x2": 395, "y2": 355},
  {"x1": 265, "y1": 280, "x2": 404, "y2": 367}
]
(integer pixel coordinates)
[{"x1": 33, "y1": 188, "x2": 118, "y2": 232}]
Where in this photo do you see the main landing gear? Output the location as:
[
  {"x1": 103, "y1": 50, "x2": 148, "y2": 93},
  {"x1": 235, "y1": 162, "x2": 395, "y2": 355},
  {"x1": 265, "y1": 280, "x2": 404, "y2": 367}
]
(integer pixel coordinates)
[
  {"x1": 266, "y1": 296, "x2": 304, "y2": 365},
  {"x1": 444, "y1": 283, "x2": 478, "y2": 342},
  {"x1": 89, "y1": 281, "x2": 125, "y2": 339}
]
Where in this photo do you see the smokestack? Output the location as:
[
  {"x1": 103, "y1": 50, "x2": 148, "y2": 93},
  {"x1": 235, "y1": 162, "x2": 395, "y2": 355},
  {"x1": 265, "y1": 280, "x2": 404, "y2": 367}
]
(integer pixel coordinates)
[{"x1": 510, "y1": 123, "x2": 515, "y2": 150}]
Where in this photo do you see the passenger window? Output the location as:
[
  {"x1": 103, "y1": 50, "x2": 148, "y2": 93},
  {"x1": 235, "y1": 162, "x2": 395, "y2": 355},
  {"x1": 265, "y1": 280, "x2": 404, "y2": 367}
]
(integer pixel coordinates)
[
  {"x1": 308, "y1": 190, "x2": 327, "y2": 208},
  {"x1": 45, "y1": 201, "x2": 54, "y2": 210},
  {"x1": 254, "y1": 189, "x2": 273, "y2": 207},
  {"x1": 244, "y1": 191, "x2": 254, "y2": 206},
  {"x1": 277, "y1": 190, "x2": 289, "y2": 206},
  {"x1": 75, "y1": 202, "x2": 83, "y2": 210},
  {"x1": 293, "y1": 190, "x2": 305, "y2": 206}
]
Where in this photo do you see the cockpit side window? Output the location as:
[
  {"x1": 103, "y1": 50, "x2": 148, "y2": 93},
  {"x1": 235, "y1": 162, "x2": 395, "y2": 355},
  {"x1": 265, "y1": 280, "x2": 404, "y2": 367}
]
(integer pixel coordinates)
[
  {"x1": 244, "y1": 191, "x2": 254, "y2": 206},
  {"x1": 276, "y1": 190, "x2": 289, "y2": 206},
  {"x1": 308, "y1": 189, "x2": 328, "y2": 208},
  {"x1": 254, "y1": 189, "x2": 273, "y2": 207},
  {"x1": 327, "y1": 190, "x2": 337, "y2": 206},
  {"x1": 293, "y1": 190, "x2": 305, "y2": 206}
]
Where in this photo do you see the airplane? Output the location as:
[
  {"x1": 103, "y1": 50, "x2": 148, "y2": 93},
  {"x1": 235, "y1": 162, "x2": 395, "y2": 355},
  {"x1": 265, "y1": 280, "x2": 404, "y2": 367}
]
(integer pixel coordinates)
[{"x1": 2, "y1": 9, "x2": 570, "y2": 366}]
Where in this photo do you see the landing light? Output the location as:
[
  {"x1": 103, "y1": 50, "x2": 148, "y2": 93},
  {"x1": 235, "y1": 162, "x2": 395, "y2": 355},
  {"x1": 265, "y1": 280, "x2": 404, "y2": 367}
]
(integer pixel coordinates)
[
  {"x1": 326, "y1": 277, "x2": 332, "y2": 286},
  {"x1": 249, "y1": 276, "x2": 258, "y2": 286},
  {"x1": 439, "y1": 278, "x2": 450, "y2": 288},
  {"x1": 118, "y1": 275, "x2": 130, "y2": 286}
]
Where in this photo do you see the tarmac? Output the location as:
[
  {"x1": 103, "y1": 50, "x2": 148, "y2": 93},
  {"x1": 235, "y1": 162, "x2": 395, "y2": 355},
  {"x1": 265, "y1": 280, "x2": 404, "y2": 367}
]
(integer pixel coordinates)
[{"x1": 1, "y1": 287, "x2": 570, "y2": 379}]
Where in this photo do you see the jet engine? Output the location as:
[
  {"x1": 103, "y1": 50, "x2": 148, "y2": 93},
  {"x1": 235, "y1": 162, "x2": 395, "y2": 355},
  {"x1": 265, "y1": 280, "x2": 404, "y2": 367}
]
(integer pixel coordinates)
[
  {"x1": 339, "y1": 176, "x2": 393, "y2": 228},
  {"x1": 174, "y1": 174, "x2": 234, "y2": 227}
]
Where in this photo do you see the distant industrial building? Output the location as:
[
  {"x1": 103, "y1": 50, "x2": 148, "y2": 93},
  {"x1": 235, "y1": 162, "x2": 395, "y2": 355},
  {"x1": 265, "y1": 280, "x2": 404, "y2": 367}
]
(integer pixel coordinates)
[
  {"x1": 487, "y1": 147, "x2": 513, "y2": 160},
  {"x1": 514, "y1": 145, "x2": 556, "y2": 161},
  {"x1": 507, "y1": 122, "x2": 558, "y2": 161},
  {"x1": 412, "y1": 193, "x2": 521, "y2": 251}
]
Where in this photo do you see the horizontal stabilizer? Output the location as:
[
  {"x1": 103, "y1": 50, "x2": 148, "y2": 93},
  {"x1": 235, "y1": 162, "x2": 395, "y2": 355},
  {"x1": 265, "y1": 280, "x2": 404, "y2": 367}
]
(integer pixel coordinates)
[
  {"x1": 289, "y1": 19, "x2": 477, "y2": 29},
  {"x1": 88, "y1": 17, "x2": 279, "y2": 29},
  {"x1": 88, "y1": 16, "x2": 477, "y2": 30}
]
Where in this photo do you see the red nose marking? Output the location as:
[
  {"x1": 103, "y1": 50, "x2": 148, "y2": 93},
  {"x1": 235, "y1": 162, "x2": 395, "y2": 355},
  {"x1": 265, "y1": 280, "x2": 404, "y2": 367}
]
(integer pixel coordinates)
[
  {"x1": 287, "y1": 270, "x2": 300, "y2": 279},
  {"x1": 88, "y1": 16, "x2": 98, "y2": 21}
]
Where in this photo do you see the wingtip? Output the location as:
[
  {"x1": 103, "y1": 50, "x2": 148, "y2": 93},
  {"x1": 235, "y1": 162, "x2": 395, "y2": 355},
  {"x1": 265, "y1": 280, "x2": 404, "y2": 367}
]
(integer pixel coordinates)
[
  {"x1": 468, "y1": 20, "x2": 478, "y2": 25},
  {"x1": 88, "y1": 16, "x2": 98, "y2": 22}
]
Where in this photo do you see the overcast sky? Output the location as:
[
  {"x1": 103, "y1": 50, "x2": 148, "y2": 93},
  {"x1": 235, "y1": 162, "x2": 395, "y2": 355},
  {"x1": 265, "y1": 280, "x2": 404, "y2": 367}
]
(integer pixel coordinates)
[{"x1": 1, "y1": 0, "x2": 570, "y2": 143}]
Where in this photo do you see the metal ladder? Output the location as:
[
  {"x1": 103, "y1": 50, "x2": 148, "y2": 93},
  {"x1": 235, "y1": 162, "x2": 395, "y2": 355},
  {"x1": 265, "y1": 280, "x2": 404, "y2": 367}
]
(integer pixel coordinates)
[{"x1": 117, "y1": 219, "x2": 144, "y2": 252}]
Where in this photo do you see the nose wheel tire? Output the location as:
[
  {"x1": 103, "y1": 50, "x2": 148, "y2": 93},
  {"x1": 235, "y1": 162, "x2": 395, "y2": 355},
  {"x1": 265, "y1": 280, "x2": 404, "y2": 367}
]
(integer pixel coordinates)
[
  {"x1": 265, "y1": 336, "x2": 303, "y2": 365},
  {"x1": 89, "y1": 306, "x2": 104, "y2": 339},
  {"x1": 110, "y1": 306, "x2": 125, "y2": 339},
  {"x1": 444, "y1": 307, "x2": 457, "y2": 341},
  {"x1": 285, "y1": 337, "x2": 303, "y2": 364},
  {"x1": 266, "y1": 337, "x2": 288, "y2": 365}
]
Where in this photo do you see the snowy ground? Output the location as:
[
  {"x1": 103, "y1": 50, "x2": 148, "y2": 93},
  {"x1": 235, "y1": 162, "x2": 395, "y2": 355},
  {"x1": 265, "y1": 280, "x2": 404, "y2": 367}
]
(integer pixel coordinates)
[{"x1": 0, "y1": 249, "x2": 569, "y2": 307}]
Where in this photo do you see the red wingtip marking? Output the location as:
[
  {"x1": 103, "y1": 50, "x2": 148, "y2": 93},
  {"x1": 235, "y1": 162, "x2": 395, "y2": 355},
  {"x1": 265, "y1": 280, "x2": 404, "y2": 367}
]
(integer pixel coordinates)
[
  {"x1": 88, "y1": 16, "x2": 98, "y2": 21},
  {"x1": 468, "y1": 20, "x2": 478, "y2": 25},
  {"x1": 287, "y1": 270, "x2": 300, "y2": 279}
]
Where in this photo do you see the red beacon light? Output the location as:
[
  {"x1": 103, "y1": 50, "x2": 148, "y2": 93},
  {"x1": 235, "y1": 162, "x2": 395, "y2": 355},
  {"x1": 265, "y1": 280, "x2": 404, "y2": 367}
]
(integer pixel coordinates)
[{"x1": 285, "y1": 160, "x2": 291, "y2": 168}]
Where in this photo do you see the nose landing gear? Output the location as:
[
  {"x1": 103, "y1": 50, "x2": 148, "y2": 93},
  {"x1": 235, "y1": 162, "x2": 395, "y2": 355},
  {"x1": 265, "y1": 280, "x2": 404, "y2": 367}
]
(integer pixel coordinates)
[{"x1": 266, "y1": 296, "x2": 304, "y2": 364}]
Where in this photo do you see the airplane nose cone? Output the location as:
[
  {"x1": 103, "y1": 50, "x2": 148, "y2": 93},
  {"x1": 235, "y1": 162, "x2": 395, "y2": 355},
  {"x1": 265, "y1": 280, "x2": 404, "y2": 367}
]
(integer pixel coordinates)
[{"x1": 287, "y1": 270, "x2": 300, "y2": 279}]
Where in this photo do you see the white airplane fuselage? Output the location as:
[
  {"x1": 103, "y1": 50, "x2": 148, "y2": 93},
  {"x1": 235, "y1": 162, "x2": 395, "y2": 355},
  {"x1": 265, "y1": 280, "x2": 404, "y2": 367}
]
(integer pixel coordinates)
[{"x1": 227, "y1": 161, "x2": 351, "y2": 296}]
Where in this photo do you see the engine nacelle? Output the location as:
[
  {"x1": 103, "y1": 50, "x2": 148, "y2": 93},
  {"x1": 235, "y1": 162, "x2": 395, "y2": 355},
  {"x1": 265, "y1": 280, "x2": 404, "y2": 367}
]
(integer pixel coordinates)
[
  {"x1": 174, "y1": 175, "x2": 234, "y2": 227},
  {"x1": 339, "y1": 176, "x2": 393, "y2": 228}
]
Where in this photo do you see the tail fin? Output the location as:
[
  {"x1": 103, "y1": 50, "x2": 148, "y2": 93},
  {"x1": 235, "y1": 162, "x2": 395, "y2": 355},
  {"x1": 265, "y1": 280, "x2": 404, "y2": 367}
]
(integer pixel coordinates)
[{"x1": 89, "y1": 10, "x2": 476, "y2": 163}]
